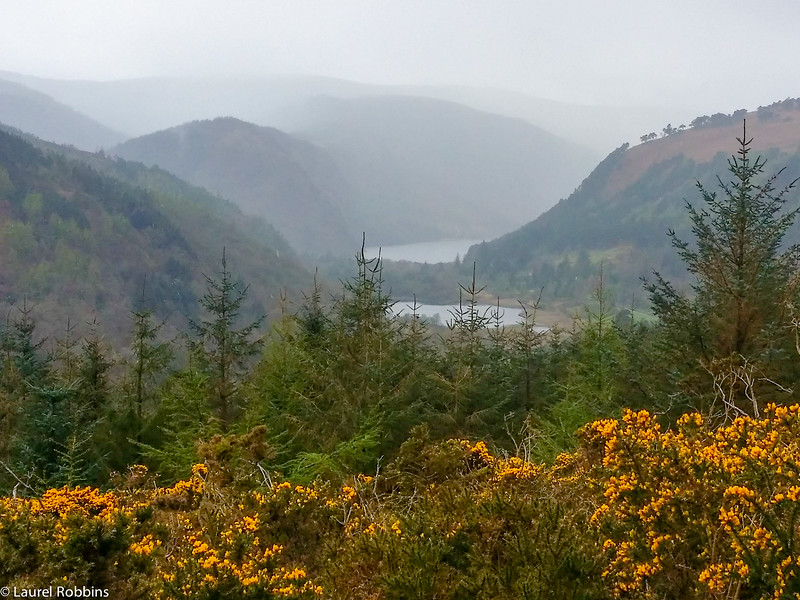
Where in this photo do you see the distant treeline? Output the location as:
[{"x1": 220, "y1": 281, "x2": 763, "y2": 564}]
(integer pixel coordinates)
[{"x1": 640, "y1": 96, "x2": 800, "y2": 142}]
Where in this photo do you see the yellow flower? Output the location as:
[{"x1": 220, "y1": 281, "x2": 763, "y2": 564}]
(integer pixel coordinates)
[{"x1": 341, "y1": 486, "x2": 357, "y2": 501}]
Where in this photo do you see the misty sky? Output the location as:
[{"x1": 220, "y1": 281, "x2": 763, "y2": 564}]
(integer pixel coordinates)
[{"x1": 3, "y1": 1, "x2": 799, "y2": 112}]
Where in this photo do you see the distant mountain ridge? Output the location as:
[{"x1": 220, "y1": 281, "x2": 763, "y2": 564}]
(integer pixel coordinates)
[
  {"x1": 0, "y1": 71, "x2": 690, "y2": 154},
  {"x1": 110, "y1": 101, "x2": 597, "y2": 250},
  {"x1": 0, "y1": 79, "x2": 126, "y2": 150},
  {"x1": 288, "y1": 94, "x2": 599, "y2": 244}
]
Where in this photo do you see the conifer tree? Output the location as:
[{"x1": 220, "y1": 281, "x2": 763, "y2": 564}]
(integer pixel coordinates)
[
  {"x1": 645, "y1": 122, "x2": 800, "y2": 418},
  {"x1": 0, "y1": 302, "x2": 86, "y2": 491},
  {"x1": 0, "y1": 300, "x2": 49, "y2": 401},
  {"x1": 550, "y1": 273, "x2": 627, "y2": 450},
  {"x1": 296, "y1": 270, "x2": 330, "y2": 346},
  {"x1": 127, "y1": 285, "x2": 172, "y2": 441},
  {"x1": 188, "y1": 249, "x2": 264, "y2": 430},
  {"x1": 76, "y1": 318, "x2": 111, "y2": 421},
  {"x1": 323, "y1": 242, "x2": 394, "y2": 462},
  {"x1": 437, "y1": 264, "x2": 515, "y2": 440},
  {"x1": 106, "y1": 284, "x2": 173, "y2": 471},
  {"x1": 0, "y1": 301, "x2": 51, "y2": 491}
]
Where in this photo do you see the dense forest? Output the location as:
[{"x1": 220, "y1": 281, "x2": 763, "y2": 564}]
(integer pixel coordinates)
[{"x1": 3, "y1": 129, "x2": 800, "y2": 598}]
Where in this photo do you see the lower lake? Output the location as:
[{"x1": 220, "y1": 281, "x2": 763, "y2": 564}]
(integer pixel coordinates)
[{"x1": 392, "y1": 301, "x2": 548, "y2": 331}]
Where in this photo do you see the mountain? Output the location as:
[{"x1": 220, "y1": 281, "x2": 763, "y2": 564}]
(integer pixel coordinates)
[
  {"x1": 0, "y1": 73, "x2": 375, "y2": 139},
  {"x1": 0, "y1": 78, "x2": 126, "y2": 150},
  {"x1": 0, "y1": 72, "x2": 690, "y2": 155},
  {"x1": 0, "y1": 79, "x2": 126, "y2": 150},
  {"x1": 110, "y1": 117, "x2": 357, "y2": 257},
  {"x1": 358, "y1": 85, "x2": 701, "y2": 156},
  {"x1": 0, "y1": 125, "x2": 311, "y2": 344},
  {"x1": 288, "y1": 95, "x2": 599, "y2": 244},
  {"x1": 110, "y1": 103, "x2": 597, "y2": 250},
  {"x1": 465, "y1": 100, "x2": 800, "y2": 311}
]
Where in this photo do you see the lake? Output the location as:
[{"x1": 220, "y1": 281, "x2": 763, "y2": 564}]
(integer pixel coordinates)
[
  {"x1": 364, "y1": 239, "x2": 482, "y2": 264},
  {"x1": 365, "y1": 239, "x2": 547, "y2": 330},
  {"x1": 392, "y1": 301, "x2": 548, "y2": 330}
]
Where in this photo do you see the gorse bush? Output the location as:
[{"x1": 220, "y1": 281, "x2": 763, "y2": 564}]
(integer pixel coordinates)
[
  {"x1": 587, "y1": 405, "x2": 800, "y2": 599},
  {"x1": 4, "y1": 406, "x2": 800, "y2": 598},
  {"x1": 0, "y1": 464, "x2": 324, "y2": 598}
]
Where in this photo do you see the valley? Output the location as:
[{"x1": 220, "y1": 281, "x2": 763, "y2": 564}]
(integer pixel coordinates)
[
  {"x1": 4, "y1": 71, "x2": 800, "y2": 331},
  {"x1": 5, "y1": 5, "x2": 800, "y2": 596}
]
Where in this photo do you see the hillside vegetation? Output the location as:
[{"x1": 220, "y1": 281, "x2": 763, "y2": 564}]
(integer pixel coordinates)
[
  {"x1": 0, "y1": 127, "x2": 309, "y2": 342},
  {"x1": 467, "y1": 103, "x2": 800, "y2": 311}
]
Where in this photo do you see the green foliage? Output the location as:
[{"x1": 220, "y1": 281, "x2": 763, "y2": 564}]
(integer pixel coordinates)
[
  {"x1": 532, "y1": 274, "x2": 629, "y2": 460},
  {"x1": 188, "y1": 249, "x2": 264, "y2": 430},
  {"x1": 143, "y1": 366, "x2": 217, "y2": 482},
  {"x1": 0, "y1": 128, "x2": 309, "y2": 348},
  {"x1": 459, "y1": 124, "x2": 800, "y2": 316},
  {"x1": 8, "y1": 102, "x2": 800, "y2": 600},
  {"x1": 0, "y1": 164, "x2": 14, "y2": 198},
  {"x1": 245, "y1": 248, "x2": 411, "y2": 479},
  {"x1": 128, "y1": 291, "x2": 172, "y2": 427},
  {"x1": 646, "y1": 124, "x2": 800, "y2": 419}
]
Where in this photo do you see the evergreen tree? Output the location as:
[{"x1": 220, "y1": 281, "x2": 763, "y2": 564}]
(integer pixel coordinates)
[
  {"x1": 645, "y1": 122, "x2": 800, "y2": 418},
  {"x1": 246, "y1": 247, "x2": 434, "y2": 479},
  {"x1": 144, "y1": 361, "x2": 215, "y2": 482},
  {"x1": 0, "y1": 300, "x2": 49, "y2": 401},
  {"x1": 296, "y1": 270, "x2": 330, "y2": 346},
  {"x1": 0, "y1": 303, "x2": 89, "y2": 491},
  {"x1": 436, "y1": 264, "x2": 517, "y2": 441},
  {"x1": 127, "y1": 286, "x2": 173, "y2": 441},
  {"x1": 188, "y1": 249, "x2": 264, "y2": 430},
  {"x1": 52, "y1": 319, "x2": 79, "y2": 388},
  {"x1": 76, "y1": 318, "x2": 112, "y2": 422},
  {"x1": 0, "y1": 301, "x2": 52, "y2": 492},
  {"x1": 106, "y1": 284, "x2": 173, "y2": 471}
]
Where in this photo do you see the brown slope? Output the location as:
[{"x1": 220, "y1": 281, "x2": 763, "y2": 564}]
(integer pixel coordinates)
[{"x1": 606, "y1": 106, "x2": 800, "y2": 196}]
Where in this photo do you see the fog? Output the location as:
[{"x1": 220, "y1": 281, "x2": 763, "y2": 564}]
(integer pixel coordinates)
[{"x1": 3, "y1": 1, "x2": 800, "y2": 113}]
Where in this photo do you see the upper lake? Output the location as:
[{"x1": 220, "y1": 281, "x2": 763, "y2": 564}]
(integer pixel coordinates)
[{"x1": 364, "y1": 239, "x2": 482, "y2": 264}]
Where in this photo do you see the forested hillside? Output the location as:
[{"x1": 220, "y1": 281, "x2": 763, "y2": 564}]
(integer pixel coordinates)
[
  {"x1": 467, "y1": 102, "x2": 800, "y2": 310},
  {"x1": 0, "y1": 126, "x2": 309, "y2": 342}
]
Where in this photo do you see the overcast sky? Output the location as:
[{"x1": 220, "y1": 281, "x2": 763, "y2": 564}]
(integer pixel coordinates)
[{"x1": 2, "y1": 1, "x2": 799, "y2": 112}]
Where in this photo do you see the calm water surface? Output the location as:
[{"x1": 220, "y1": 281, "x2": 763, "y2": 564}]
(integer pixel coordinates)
[
  {"x1": 365, "y1": 239, "x2": 546, "y2": 330},
  {"x1": 393, "y1": 301, "x2": 547, "y2": 330},
  {"x1": 364, "y1": 239, "x2": 482, "y2": 264}
]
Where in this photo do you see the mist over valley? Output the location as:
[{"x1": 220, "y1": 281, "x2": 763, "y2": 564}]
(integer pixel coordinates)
[{"x1": 2, "y1": 69, "x2": 800, "y2": 329}]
